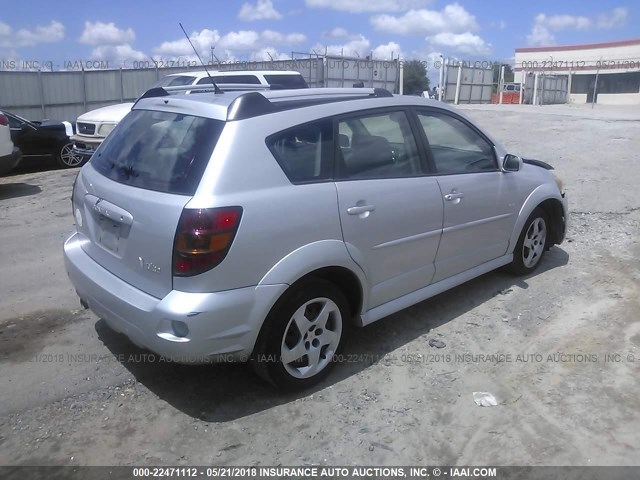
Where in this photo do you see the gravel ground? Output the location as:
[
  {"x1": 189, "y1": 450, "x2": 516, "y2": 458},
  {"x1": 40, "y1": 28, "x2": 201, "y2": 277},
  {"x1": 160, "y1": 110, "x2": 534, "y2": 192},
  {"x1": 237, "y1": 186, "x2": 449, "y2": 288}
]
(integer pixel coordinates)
[{"x1": 0, "y1": 103, "x2": 638, "y2": 466}]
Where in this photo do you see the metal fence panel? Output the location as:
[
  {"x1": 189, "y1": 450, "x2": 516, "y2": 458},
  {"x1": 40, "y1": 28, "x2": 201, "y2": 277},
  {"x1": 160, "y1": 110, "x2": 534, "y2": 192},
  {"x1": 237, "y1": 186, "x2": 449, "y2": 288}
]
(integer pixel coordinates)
[
  {"x1": 42, "y1": 71, "x2": 84, "y2": 105},
  {"x1": 523, "y1": 73, "x2": 568, "y2": 105},
  {"x1": 324, "y1": 56, "x2": 398, "y2": 90},
  {"x1": 0, "y1": 55, "x2": 399, "y2": 122},
  {"x1": 444, "y1": 64, "x2": 493, "y2": 104},
  {"x1": 0, "y1": 72, "x2": 42, "y2": 110},
  {"x1": 122, "y1": 69, "x2": 160, "y2": 99},
  {"x1": 85, "y1": 70, "x2": 121, "y2": 103}
]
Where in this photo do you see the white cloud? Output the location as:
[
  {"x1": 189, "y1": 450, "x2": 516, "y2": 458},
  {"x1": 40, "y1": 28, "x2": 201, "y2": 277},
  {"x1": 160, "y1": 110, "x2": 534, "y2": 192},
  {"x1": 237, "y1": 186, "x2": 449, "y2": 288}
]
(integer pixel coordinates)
[
  {"x1": 155, "y1": 29, "x2": 306, "y2": 61},
  {"x1": 305, "y1": 0, "x2": 428, "y2": 13},
  {"x1": 527, "y1": 7, "x2": 629, "y2": 46},
  {"x1": 596, "y1": 7, "x2": 628, "y2": 29},
  {"x1": 155, "y1": 29, "x2": 221, "y2": 56},
  {"x1": 526, "y1": 24, "x2": 555, "y2": 46},
  {"x1": 428, "y1": 32, "x2": 491, "y2": 55},
  {"x1": 79, "y1": 21, "x2": 135, "y2": 45},
  {"x1": 372, "y1": 41, "x2": 402, "y2": 59},
  {"x1": 312, "y1": 35, "x2": 371, "y2": 57},
  {"x1": 371, "y1": 3, "x2": 478, "y2": 35},
  {"x1": 324, "y1": 27, "x2": 350, "y2": 39},
  {"x1": 0, "y1": 22, "x2": 11, "y2": 37},
  {"x1": 90, "y1": 44, "x2": 146, "y2": 64},
  {"x1": 238, "y1": 0, "x2": 283, "y2": 21},
  {"x1": 249, "y1": 47, "x2": 290, "y2": 61},
  {"x1": 261, "y1": 30, "x2": 306, "y2": 45},
  {"x1": 0, "y1": 20, "x2": 65, "y2": 48},
  {"x1": 536, "y1": 13, "x2": 591, "y2": 31},
  {"x1": 219, "y1": 30, "x2": 261, "y2": 51}
]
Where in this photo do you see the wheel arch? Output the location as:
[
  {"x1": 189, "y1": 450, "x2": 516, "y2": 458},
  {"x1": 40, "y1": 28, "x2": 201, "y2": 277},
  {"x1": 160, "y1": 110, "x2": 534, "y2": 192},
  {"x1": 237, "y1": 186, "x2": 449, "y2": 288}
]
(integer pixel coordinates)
[
  {"x1": 537, "y1": 197, "x2": 566, "y2": 247},
  {"x1": 289, "y1": 266, "x2": 364, "y2": 323},
  {"x1": 258, "y1": 239, "x2": 368, "y2": 319}
]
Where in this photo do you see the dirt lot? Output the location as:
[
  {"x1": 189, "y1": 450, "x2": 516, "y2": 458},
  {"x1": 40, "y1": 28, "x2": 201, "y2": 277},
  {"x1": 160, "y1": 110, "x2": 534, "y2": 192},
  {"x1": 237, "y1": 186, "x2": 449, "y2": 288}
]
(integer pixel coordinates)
[{"x1": 0, "y1": 103, "x2": 638, "y2": 466}]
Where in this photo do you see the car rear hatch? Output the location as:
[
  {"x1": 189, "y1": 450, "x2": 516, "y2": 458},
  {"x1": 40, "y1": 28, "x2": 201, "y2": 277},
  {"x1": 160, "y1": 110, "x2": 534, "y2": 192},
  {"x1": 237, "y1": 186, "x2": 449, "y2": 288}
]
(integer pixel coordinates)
[{"x1": 72, "y1": 109, "x2": 225, "y2": 299}]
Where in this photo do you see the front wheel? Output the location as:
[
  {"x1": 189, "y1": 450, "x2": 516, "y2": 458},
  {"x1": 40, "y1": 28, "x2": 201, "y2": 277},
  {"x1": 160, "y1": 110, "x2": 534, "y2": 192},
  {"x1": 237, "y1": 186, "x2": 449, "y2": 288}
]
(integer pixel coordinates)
[
  {"x1": 57, "y1": 142, "x2": 84, "y2": 168},
  {"x1": 251, "y1": 279, "x2": 349, "y2": 391},
  {"x1": 507, "y1": 207, "x2": 548, "y2": 275}
]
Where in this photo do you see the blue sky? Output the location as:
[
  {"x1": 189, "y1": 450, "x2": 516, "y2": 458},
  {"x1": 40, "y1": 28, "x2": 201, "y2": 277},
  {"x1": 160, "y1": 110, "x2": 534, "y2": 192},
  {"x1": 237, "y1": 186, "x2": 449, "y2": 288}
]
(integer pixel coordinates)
[{"x1": 0, "y1": 0, "x2": 637, "y2": 71}]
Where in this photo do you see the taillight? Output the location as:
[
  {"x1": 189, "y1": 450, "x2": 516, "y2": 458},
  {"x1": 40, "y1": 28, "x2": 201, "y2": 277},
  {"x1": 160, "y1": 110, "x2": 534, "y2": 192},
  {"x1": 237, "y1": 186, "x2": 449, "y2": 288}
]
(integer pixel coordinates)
[
  {"x1": 0, "y1": 114, "x2": 7, "y2": 126},
  {"x1": 172, "y1": 207, "x2": 243, "y2": 276}
]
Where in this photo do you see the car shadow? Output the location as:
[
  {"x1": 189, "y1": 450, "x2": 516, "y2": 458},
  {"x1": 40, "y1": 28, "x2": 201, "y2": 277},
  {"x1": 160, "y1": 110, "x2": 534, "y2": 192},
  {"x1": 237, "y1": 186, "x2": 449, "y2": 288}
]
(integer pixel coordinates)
[
  {"x1": 0, "y1": 182, "x2": 42, "y2": 200},
  {"x1": 96, "y1": 247, "x2": 569, "y2": 422},
  {"x1": 6, "y1": 155, "x2": 63, "y2": 175}
]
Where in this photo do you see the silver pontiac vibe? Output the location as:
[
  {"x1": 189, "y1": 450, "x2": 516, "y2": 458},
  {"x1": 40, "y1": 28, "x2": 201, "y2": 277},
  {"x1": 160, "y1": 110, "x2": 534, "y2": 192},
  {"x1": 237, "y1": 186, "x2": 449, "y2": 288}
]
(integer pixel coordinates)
[{"x1": 64, "y1": 86, "x2": 568, "y2": 390}]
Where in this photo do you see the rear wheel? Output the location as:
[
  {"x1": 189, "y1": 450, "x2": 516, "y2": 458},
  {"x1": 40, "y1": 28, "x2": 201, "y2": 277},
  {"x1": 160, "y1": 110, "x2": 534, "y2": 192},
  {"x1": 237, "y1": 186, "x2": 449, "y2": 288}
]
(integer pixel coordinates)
[
  {"x1": 251, "y1": 279, "x2": 349, "y2": 390},
  {"x1": 507, "y1": 207, "x2": 548, "y2": 275},
  {"x1": 57, "y1": 142, "x2": 84, "y2": 168}
]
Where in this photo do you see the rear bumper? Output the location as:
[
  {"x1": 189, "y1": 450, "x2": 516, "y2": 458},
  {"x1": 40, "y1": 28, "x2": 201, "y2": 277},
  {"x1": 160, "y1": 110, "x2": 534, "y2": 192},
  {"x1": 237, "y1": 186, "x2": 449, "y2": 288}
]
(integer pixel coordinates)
[
  {"x1": 0, "y1": 147, "x2": 22, "y2": 175},
  {"x1": 63, "y1": 232, "x2": 287, "y2": 363}
]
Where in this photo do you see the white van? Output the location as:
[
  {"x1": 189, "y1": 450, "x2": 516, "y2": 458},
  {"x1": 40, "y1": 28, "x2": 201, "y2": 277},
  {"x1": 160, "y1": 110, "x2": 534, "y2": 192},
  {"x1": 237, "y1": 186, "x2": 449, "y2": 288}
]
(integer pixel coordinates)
[
  {"x1": 71, "y1": 70, "x2": 307, "y2": 162},
  {"x1": 154, "y1": 70, "x2": 308, "y2": 90}
]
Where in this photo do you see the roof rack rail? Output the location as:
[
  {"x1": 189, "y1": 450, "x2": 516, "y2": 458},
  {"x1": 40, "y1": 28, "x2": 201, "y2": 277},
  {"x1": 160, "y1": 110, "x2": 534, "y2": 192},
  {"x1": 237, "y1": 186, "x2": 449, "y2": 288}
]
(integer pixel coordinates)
[
  {"x1": 164, "y1": 83, "x2": 271, "y2": 94},
  {"x1": 134, "y1": 83, "x2": 271, "y2": 103},
  {"x1": 134, "y1": 83, "x2": 272, "y2": 108},
  {"x1": 226, "y1": 87, "x2": 394, "y2": 121}
]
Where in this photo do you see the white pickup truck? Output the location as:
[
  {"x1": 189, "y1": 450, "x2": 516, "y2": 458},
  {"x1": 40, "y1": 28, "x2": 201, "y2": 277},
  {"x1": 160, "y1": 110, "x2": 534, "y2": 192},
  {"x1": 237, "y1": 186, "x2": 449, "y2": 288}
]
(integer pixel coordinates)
[
  {"x1": 71, "y1": 70, "x2": 307, "y2": 163},
  {"x1": 0, "y1": 112, "x2": 22, "y2": 175}
]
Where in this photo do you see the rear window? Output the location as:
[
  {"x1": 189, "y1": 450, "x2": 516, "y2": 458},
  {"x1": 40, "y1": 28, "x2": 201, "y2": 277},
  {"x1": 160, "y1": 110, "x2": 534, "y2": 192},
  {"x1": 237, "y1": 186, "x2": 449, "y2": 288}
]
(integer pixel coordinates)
[
  {"x1": 152, "y1": 75, "x2": 196, "y2": 88},
  {"x1": 266, "y1": 118, "x2": 333, "y2": 183},
  {"x1": 263, "y1": 74, "x2": 308, "y2": 89},
  {"x1": 91, "y1": 110, "x2": 224, "y2": 195},
  {"x1": 198, "y1": 75, "x2": 261, "y2": 85}
]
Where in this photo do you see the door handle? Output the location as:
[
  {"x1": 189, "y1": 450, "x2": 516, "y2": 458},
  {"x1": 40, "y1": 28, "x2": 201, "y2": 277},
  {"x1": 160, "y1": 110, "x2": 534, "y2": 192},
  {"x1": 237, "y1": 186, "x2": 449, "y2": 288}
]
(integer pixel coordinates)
[
  {"x1": 444, "y1": 192, "x2": 464, "y2": 201},
  {"x1": 347, "y1": 205, "x2": 376, "y2": 215}
]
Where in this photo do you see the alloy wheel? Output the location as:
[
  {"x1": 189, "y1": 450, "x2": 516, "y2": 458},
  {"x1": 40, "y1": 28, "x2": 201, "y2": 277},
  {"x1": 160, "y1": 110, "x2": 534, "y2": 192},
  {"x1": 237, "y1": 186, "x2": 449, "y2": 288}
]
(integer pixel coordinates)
[
  {"x1": 280, "y1": 297, "x2": 342, "y2": 379},
  {"x1": 522, "y1": 217, "x2": 547, "y2": 268},
  {"x1": 59, "y1": 143, "x2": 83, "y2": 167}
]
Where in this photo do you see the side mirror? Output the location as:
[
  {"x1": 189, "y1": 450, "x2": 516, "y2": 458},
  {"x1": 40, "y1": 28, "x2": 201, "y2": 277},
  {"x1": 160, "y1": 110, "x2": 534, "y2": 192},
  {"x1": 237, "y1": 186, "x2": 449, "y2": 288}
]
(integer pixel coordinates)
[{"x1": 502, "y1": 154, "x2": 522, "y2": 172}]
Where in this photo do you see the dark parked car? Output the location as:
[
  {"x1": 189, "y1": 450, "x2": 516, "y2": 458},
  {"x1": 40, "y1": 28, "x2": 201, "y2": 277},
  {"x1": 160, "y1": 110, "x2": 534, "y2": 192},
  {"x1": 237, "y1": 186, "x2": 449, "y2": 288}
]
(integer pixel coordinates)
[{"x1": 2, "y1": 110, "x2": 83, "y2": 168}]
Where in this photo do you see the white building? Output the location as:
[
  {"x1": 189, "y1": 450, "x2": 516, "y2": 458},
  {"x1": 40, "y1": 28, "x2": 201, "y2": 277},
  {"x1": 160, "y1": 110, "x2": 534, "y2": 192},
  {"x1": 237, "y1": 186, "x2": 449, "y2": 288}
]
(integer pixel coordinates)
[{"x1": 514, "y1": 38, "x2": 640, "y2": 105}]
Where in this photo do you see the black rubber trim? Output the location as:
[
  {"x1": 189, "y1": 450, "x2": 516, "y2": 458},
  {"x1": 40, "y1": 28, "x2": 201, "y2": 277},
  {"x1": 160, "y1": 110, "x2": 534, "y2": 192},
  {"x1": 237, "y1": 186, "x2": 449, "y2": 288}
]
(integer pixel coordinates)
[{"x1": 523, "y1": 158, "x2": 554, "y2": 170}]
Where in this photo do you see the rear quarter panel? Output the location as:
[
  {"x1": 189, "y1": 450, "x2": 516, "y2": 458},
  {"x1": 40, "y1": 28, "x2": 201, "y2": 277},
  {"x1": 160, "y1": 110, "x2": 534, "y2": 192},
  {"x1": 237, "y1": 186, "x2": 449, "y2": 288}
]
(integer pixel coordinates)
[{"x1": 173, "y1": 114, "x2": 354, "y2": 294}]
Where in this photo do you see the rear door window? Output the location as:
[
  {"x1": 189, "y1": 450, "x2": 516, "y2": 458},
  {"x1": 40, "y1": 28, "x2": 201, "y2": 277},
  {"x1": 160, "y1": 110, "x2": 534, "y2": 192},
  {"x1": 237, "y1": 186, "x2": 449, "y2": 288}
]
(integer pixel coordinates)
[
  {"x1": 91, "y1": 110, "x2": 224, "y2": 195},
  {"x1": 336, "y1": 111, "x2": 422, "y2": 179}
]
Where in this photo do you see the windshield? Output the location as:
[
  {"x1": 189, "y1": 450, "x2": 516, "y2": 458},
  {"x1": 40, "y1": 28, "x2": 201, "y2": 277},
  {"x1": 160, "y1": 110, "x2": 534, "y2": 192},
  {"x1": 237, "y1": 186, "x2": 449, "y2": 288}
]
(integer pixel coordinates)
[{"x1": 91, "y1": 110, "x2": 224, "y2": 195}]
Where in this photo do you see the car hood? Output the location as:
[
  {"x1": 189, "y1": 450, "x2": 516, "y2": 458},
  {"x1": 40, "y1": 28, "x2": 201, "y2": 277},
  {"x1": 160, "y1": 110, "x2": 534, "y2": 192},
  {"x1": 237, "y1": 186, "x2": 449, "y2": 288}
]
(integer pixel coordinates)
[{"x1": 77, "y1": 103, "x2": 134, "y2": 123}]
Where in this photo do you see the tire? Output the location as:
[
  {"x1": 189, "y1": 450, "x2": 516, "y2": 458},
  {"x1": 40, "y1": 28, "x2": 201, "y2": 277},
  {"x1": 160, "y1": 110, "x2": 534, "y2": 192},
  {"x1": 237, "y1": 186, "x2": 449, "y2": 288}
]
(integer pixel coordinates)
[
  {"x1": 507, "y1": 207, "x2": 549, "y2": 275},
  {"x1": 57, "y1": 142, "x2": 84, "y2": 169},
  {"x1": 251, "y1": 279, "x2": 349, "y2": 391}
]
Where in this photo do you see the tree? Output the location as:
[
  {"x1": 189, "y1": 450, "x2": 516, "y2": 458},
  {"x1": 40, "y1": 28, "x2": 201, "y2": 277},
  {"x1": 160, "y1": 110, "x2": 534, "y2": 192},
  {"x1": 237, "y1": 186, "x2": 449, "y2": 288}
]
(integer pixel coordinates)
[
  {"x1": 493, "y1": 63, "x2": 514, "y2": 84},
  {"x1": 402, "y1": 59, "x2": 430, "y2": 95}
]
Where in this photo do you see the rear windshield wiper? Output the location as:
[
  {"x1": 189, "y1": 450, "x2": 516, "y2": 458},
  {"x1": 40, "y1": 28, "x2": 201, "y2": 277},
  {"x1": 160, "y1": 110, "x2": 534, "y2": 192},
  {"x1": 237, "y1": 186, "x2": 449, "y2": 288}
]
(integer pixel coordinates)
[{"x1": 108, "y1": 161, "x2": 139, "y2": 179}]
